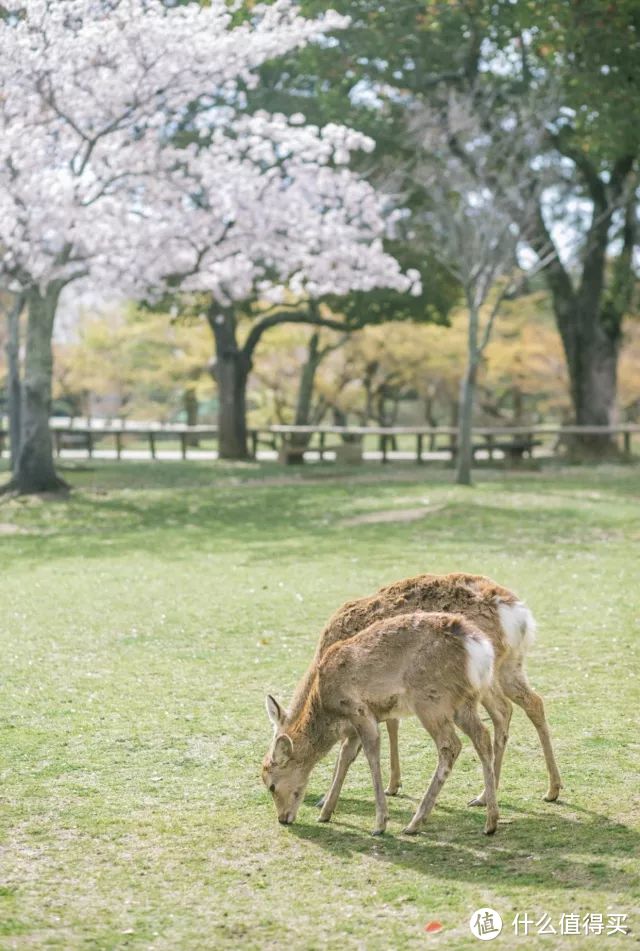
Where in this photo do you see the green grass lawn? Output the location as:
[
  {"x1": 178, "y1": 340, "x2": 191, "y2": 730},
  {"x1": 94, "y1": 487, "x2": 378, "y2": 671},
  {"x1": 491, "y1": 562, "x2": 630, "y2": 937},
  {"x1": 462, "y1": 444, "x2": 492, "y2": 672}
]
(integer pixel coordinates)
[{"x1": 1, "y1": 460, "x2": 639, "y2": 949}]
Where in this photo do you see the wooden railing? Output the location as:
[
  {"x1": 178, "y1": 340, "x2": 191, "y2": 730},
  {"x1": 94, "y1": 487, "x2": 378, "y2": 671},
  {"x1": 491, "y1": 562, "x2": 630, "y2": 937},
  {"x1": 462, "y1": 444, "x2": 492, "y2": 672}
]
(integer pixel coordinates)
[
  {"x1": 270, "y1": 424, "x2": 640, "y2": 462},
  {"x1": 0, "y1": 419, "x2": 638, "y2": 462}
]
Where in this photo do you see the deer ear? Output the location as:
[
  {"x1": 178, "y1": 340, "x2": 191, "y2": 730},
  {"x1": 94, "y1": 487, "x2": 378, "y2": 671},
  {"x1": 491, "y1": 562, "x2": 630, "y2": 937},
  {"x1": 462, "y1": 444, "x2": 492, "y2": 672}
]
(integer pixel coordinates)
[
  {"x1": 266, "y1": 695, "x2": 287, "y2": 728},
  {"x1": 273, "y1": 734, "x2": 293, "y2": 767}
]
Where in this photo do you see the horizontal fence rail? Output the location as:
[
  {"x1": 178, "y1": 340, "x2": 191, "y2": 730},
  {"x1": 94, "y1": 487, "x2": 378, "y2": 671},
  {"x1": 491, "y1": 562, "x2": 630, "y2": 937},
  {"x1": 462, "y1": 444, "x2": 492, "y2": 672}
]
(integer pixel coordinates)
[{"x1": 0, "y1": 418, "x2": 638, "y2": 463}]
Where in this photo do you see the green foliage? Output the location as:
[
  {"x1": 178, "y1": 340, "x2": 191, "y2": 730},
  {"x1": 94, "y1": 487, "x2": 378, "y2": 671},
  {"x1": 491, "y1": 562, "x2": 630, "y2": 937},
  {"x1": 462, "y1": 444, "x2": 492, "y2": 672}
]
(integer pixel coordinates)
[
  {"x1": 501, "y1": 0, "x2": 640, "y2": 157},
  {"x1": 322, "y1": 244, "x2": 459, "y2": 329},
  {"x1": 0, "y1": 461, "x2": 639, "y2": 948}
]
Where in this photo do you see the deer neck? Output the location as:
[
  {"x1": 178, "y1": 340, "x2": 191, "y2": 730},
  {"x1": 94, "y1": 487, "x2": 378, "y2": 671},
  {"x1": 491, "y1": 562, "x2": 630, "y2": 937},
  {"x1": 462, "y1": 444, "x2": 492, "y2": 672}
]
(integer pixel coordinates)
[{"x1": 287, "y1": 675, "x2": 338, "y2": 765}]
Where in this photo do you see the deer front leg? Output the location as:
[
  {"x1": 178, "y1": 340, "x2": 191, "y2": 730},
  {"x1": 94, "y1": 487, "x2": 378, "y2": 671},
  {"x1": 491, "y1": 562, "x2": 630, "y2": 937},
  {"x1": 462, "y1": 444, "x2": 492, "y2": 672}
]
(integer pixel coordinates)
[
  {"x1": 318, "y1": 732, "x2": 361, "y2": 822},
  {"x1": 385, "y1": 718, "x2": 402, "y2": 796},
  {"x1": 352, "y1": 715, "x2": 388, "y2": 835}
]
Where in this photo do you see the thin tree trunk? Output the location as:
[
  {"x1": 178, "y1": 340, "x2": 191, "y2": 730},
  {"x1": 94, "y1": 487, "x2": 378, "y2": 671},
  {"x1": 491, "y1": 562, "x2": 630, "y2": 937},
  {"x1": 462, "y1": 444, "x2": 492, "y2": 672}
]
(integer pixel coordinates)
[
  {"x1": 288, "y1": 331, "x2": 321, "y2": 462},
  {"x1": 8, "y1": 285, "x2": 68, "y2": 494},
  {"x1": 456, "y1": 304, "x2": 479, "y2": 486},
  {"x1": 207, "y1": 307, "x2": 249, "y2": 460},
  {"x1": 184, "y1": 386, "x2": 199, "y2": 447},
  {"x1": 6, "y1": 295, "x2": 23, "y2": 476}
]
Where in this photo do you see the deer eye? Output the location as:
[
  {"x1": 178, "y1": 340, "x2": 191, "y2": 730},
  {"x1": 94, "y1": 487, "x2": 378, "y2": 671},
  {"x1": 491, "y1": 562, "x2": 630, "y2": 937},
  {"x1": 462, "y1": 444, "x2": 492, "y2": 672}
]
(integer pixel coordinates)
[{"x1": 269, "y1": 783, "x2": 275, "y2": 793}]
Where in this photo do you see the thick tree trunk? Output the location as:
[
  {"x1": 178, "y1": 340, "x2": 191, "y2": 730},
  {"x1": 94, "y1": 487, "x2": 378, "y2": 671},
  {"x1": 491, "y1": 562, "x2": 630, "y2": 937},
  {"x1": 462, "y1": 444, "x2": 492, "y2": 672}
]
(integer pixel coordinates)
[
  {"x1": 6, "y1": 295, "x2": 23, "y2": 476},
  {"x1": 557, "y1": 303, "x2": 619, "y2": 459},
  {"x1": 207, "y1": 308, "x2": 249, "y2": 460},
  {"x1": 455, "y1": 305, "x2": 479, "y2": 486},
  {"x1": 9, "y1": 286, "x2": 68, "y2": 494}
]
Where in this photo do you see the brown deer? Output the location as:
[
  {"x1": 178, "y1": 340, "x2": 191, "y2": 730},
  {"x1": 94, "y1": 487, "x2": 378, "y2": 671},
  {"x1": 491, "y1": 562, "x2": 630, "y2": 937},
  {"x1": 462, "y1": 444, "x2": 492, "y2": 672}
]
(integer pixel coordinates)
[
  {"x1": 262, "y1": 611, "x2": 499, "y2": 836},
  {"x1": 285, "y1": 573, "x2": 561, "y2": 811}
]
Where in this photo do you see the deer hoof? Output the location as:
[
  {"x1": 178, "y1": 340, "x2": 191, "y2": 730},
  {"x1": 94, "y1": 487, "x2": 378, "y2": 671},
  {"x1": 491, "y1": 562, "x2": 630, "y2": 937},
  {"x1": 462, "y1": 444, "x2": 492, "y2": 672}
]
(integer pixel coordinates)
[
  {"x1": 484, "y1": 816, "x2": 498, "y2": 835},
  {"x1": 468, "y1": 793, "x2": 486, "y2": 807}
]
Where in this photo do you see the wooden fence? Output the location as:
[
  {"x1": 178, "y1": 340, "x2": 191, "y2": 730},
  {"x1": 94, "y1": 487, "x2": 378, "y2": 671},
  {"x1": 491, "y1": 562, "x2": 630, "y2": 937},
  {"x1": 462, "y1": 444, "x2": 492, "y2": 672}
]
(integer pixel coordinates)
[{"x1": 1, "y1": 419, "x2": 639, "y2": 463}]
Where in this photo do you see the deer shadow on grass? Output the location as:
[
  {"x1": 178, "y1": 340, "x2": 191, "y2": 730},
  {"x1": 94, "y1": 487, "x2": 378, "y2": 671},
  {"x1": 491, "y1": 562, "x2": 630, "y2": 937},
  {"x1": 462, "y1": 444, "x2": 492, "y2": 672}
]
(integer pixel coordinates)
[{"x1": 288, "y1": 795, "x2": 639, "y2": 894}]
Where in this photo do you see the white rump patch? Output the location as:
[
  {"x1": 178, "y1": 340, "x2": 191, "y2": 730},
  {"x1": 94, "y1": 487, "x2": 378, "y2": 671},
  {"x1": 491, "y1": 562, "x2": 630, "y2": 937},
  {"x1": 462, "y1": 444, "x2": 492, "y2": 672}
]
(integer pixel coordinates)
[
  {"x1": 497, "y1": 600, "x2": 537, "y2": 654},
  {"x1": 464, "y1": 636, "x2": 495, "y2": 692}
]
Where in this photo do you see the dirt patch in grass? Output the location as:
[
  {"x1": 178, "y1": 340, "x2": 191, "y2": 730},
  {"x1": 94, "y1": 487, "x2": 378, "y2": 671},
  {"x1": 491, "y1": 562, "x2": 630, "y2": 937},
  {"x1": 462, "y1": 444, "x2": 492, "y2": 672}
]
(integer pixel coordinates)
[{"x1": 341, "y1": 504, "x2": 448, "y2": 526}]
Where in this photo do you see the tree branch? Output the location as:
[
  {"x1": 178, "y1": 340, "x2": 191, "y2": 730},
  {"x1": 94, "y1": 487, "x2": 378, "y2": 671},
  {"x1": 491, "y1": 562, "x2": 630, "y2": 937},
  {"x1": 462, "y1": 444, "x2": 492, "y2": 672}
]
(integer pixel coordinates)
[{"x1": 241, "y1": 308, "x2": 351, "y2": 362}]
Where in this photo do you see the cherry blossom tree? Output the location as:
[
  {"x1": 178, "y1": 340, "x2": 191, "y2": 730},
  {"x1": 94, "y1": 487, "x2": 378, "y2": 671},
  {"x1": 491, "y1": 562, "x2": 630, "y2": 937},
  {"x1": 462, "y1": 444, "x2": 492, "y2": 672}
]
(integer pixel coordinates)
[
  {"x1": 1, "y1": 0, "x2": 417, "y2": 489},
  {"x1": 128, "y1": 114, "x2": 418, "y2": 457}
]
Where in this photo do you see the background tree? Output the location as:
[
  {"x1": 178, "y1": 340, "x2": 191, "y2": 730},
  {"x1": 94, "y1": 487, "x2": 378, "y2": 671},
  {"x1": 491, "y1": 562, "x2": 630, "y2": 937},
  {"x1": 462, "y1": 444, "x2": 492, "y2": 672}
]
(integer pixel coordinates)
[
  {"x1": 493, "y1": 1, "x2": 640, "y2": 454},
  {"x1": 409, "y1": 91, "x2": 547, "y2": 484}
]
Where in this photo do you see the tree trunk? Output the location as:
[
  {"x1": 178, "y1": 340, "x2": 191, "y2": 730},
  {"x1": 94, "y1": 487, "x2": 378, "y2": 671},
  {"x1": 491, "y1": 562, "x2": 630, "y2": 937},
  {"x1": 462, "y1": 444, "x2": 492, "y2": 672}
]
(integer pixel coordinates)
[
  {"x1": 207, "y1": 308, "x2": 249, "y2": 460},
  {"x1": 288, "y1": 331, "x2": 322, "y2": 461},
  {"x1": 184, "y1": 386, "x2": 200, "y2": 447},
  {"x1": 559, "y1": 304, "x2": 619, "y2": 458},
  {"x1": 455, "y1": 305, "x2": 479, "y2": 486},
  {"x1": 6, "y1": 295, "x2": 23, "y2": 476},
  {"x1": 294, "y1": 333, "x2": 320, "y2": 430},
  {"x1": 10, "y1": 285, "x2": 68, "y2": 494}
]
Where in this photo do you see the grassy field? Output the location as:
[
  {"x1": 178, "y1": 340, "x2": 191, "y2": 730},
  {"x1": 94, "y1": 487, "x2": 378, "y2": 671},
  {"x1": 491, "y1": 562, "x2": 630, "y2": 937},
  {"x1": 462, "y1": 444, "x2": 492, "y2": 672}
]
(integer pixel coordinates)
[{"x1": 1, "y1": 460, "x2": 639, "y2": 949}]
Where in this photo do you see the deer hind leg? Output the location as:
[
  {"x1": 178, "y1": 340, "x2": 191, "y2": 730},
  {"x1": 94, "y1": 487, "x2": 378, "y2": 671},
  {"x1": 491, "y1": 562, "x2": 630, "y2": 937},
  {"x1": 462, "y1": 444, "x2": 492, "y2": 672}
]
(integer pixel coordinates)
[
  {"x1": 351, "y1": 714, "x2": 388, "y2": 836},
  {"x1": 468, "y1": 688, "x2": 512, "y2": 807},
  {"x1": 403, "y1": 714, "x2": 461, "y2": 836},
  {"x1": 385, "y1": 718, "x2": 402, "y2": 796},
  {"x1": 455, "y1": 701, "x2": 499, "y2": 834},
  {"x1": 501, "y1": 666, "x2": 563, "y2": 802},
  {"x1": 317, "y1": 732, "x2": 362, "y2": 822}
]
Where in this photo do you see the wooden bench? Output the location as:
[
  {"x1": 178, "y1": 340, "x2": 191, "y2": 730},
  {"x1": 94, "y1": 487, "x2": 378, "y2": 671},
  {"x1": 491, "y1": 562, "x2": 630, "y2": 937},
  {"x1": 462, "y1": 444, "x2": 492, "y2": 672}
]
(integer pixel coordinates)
[
  {"x1": 451, "y1": 435, "x2": 542, "y2": 462},
  {"x1": 483, "y1": 435, "x2": 542, "y2": 461}
]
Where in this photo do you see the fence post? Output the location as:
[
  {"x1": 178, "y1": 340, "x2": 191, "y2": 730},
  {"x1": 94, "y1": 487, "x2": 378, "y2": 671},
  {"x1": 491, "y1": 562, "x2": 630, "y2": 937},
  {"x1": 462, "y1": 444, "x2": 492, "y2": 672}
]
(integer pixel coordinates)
[
  {"x1": 149, "y1": 432, "x2": 156, "y2": 459},
  {"x1": 416, "y1": 433, "x2": 423, "y2": 464},
  {"x1": 487, "y1": 434, "x2": 494, "y2": 461}
]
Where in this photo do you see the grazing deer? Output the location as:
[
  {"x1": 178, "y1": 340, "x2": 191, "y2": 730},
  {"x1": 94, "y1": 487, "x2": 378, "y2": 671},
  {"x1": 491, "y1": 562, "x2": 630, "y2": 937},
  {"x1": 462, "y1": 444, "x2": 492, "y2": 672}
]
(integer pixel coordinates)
[
  {"x1": 308, "y1": 573, "x2": 562, "y2": 809},
  {"x1": 262, "y1": 611, "x2": 499, "y2": 836}
]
